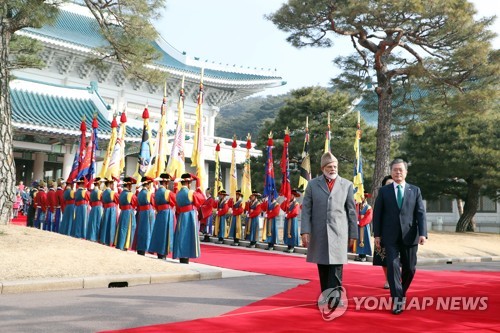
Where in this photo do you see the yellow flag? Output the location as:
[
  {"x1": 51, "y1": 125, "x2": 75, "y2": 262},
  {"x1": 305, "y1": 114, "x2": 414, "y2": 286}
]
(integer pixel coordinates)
[
  {"x1": 105, "y1": 111, "x2": 127, "y2": 181},
  {"x1": 191, "y1": 70, "x2": 206, "y2": 187},
  {"x1": 98, "y1": 114, "x2": 118, "y2": 179},
  {"x1": 241, "y1": 134, "x2": 252, "y2": 202},
  {"x1": 229, "y1": 135, "x2": 238, "y2": 199},
  {"x1": 166, "y1": 77, "x2": 186, "y2": 180}
]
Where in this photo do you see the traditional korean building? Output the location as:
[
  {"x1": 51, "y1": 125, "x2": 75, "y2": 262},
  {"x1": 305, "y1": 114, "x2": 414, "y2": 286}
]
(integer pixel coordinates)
[{"x1": 12, "y1": 2, "x2": 285, "y2": 189}]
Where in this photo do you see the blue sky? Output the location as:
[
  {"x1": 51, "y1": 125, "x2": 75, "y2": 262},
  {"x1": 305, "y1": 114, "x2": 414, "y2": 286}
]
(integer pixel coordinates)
[{"x1": 156, "y1": 0, "x2": 499, "y2": 97}]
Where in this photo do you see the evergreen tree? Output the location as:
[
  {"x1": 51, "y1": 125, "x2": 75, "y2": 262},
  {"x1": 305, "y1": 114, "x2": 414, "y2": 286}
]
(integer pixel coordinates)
[
  {"x1": 251, "y1": 87, "x2": 377, "y2": 194},
  {"x1": 268, "y1": 0, "x2": 496, "y2": 198},
  {"x1": 401, "y1": 50, "x2": 500, "y2": 232}
]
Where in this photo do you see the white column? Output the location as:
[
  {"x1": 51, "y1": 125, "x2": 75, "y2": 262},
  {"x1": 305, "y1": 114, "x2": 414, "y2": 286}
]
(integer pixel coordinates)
[
  {"x1": 62, "y1": 145, "x2": 75, "y2": 180},
  {"x1": 33, "y1": 152, "x2": 46, "y2": 181}
]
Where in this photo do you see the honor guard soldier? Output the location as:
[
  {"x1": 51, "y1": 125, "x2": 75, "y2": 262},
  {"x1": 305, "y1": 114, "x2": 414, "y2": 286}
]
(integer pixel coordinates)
[
  {"x1": 45, "y1": 180, "x2": 57, "y2": 232},
  {"x1": 34, "y1": 181, "x2": 47, "y2": 229},
  {"x1": 53, "y1": 178, "x2": 65, "y2": 233},
  {"x1": 228, "y1": 190, "x2": 244, "y2": 246},
  {"x1": 87, "y1": 178, "x2": 103, "y2": 242},
  {"x1": 173, "y1": 173, "x2": 205, "y2": 264},
  {"x1": 72, "y1": 177, "x2": 89, "y2": 239},
  {"x1": 213, "y1": 189, "x2": 230, "y2": 244},
  {"x1": 115, "y1": 177, "x2": 138, "y2": 251},
  {"x1": 245, "y1": 190, "x2": 262, "y2": 248},
  {"x1": 99, "y1": 178, "x2": 120, "y2": 246},
  {"x1": 262, "y1": 196, "x2": 281, "y2": 251},
  {"x1": 199, "y1": 188, "x2": 215, "y2": 242},
  {"x1": 59, "y1": 180, "x2": 75, "y2": 235},
  {"x1": 149, "y1": 173, "x2": 176, "y2": 259},
  {"x1": 135, "y1": 176, "x2": 156, "y2": 256},
  {"x1": 282, "y1": 189, "x2": 302, "y2": 253}
]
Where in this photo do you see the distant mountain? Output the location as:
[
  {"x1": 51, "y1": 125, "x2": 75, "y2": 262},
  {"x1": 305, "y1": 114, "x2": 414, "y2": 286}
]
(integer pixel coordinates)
[{"x1": 215, "y1": 94, "x2": 289, "y2": 141}]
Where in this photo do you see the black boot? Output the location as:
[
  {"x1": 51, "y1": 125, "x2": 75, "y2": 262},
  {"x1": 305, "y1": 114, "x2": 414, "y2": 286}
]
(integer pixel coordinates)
[
  {"x1": 231, "y1": 238, "x2": 239, "y2": 246},
  {"x1": 179, "y1": 258, "x2": 189, "y2": 264},
  {"x1": 247, "y1": 241, "x2": 256, "y2": 248},
  {"x1": 137, "y1": 250, "x2": 145, "y2": 256}
]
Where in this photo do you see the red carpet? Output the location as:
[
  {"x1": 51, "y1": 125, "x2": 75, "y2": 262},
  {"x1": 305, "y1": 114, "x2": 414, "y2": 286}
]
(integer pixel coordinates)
[
  {"x1": 10, "y1": 214, "x2": 27, "y2": 226},
  {"x1": 102, "y1": 244, "x2": 500, "y2": 333}
]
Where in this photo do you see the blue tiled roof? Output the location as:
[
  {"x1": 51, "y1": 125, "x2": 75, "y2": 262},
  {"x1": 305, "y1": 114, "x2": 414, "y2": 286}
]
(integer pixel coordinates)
[
  {"x1": 11, "y1": 85, "x2": 143, "y2": 138},
  {"x1": 23, "y1": 6, "x2": 282, "y2": 82}
]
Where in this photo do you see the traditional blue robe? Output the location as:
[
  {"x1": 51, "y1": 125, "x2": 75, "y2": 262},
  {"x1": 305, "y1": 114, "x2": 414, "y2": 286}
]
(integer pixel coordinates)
[
  {"x1": 115, "y1": 190, "x2": 136, "y2": 250},
  {"x1": 72, "y1": 188, "x2": 88, "y2": 239},
  {"x1": 148, "y1": 186, "x2": 175, "y2": 257},
  {"x1": 99, "y1": 188, "x2": 118, "y2": 246},
  {"x1": 86, "y1": 188, "x2": 103, "y2": 241},
  {"x1": 135, "y1": 188, "x2": 155, "y2": 253}
]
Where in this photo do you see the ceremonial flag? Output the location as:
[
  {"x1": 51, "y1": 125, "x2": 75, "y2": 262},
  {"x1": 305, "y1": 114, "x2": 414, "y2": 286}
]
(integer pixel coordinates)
[
  {"x1": 263, "y1": 132, "x2": 278, "y2": 202},
  {"x1": 214, "y1": 141, "x2": 223, "y2": 193},
  {"x1": 297, "y1": 117, "x2": 311, "y2": 191},
  {"x1": 241, "y1": 134, "x2": 252, "y2": 202},
  {"x1": 229, "y1": 136, "x2": 238, "y2": 199},
  {"x1": 134, "y1": 106, "x2": 153, "y2": 179},
  {"x1": 146, "y1": 93, "x2": 168, "y2": 178},
  {"x1": 66, "y1": 117, "x2": 87, "y2": 183},
  {"x1": 279, "y1": 128, "x2": 291, "y2": 207},
  {"x1": 106, "y1": 111, "x2": 127, "y2": 181},
  {"x1": 166, "y1": 77, "x2": 186, "y2": 180},
  {"x1": 324, "y1": 112, "x2": 331, "y2": 153},
  {"x1": 77, "y1": 114, "x2": 99, "y2": 187},
  {"x1": 98, "y1": 114, "x2": 118, "y2": 179},
  {"x1": 77, "y1": 116, "x2": 87, "y2": 174},
  {"x1": 191, "y1": 69, "x2": 206, "y2": 188},
  {"x1": 353, "y1": 111, "x2": 365, "y2": 203}
]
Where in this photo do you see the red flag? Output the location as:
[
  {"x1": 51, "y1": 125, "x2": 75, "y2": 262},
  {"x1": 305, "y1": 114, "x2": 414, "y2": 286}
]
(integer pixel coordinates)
[
  {"x1": 66, "y1": 117, "x2": 87, "y2": 183},
  {"x1": 279, "y1": 128, "x2": 291, "y2": 208}
]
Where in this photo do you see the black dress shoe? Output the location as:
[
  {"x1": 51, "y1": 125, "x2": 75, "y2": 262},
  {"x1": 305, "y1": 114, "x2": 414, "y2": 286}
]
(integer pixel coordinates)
[
  {"x1": 246, "y1": 244, "x2": 256, "y2": 248},
  {"x1": 392, "y1": 303, "x2": 404, "y2": 315},
  {"x1": 179, "y1": 258, "x2": 189, "y2": 264},
  {"x1": 265, "y1": 246, "x2": 274, "y2": 251},
  {"x1": 231, "y1": 242, "x2": 239, "y2": 246}
]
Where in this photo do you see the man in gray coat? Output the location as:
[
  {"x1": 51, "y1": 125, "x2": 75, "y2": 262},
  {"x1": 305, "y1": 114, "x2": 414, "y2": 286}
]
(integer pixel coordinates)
[{"x1": 301, "y1": 152, "x2": 358, "y2": 303}]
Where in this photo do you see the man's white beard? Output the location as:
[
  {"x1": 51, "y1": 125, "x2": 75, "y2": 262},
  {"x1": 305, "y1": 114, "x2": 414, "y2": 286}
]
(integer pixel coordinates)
[{"x1": 323, "y1": 171, "x2": 338, "y2": 180}]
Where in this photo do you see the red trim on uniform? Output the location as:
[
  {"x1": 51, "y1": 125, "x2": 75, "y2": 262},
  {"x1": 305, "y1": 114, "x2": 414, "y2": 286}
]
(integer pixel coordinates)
[
  {"x1": 138, "y1": 204, "x2": 152, "y2": 211},
  {"x1": 177, "y1": 204, "x2": 194, "y2": 213},
  {"x1": 75, "y1": 200, "x2": 87, "y2": 206},
  {"x1": 120, "y1": 205, "x2": 132, "y2": 210},
  {"x1": 156, "y1": 204, "x2": 171, "y2": 211},
  {"x1": 103, "y1": 203, "x2": 116, "y2": 208},
  {"x1": 90, "y1": 202, "x2": 103, "y2": 207}
]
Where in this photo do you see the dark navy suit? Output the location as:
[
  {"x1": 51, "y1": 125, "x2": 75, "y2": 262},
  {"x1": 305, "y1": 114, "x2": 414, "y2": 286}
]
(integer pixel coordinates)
[{"x1": 373, "y1": 182, "x2": 427, "y2": 302}]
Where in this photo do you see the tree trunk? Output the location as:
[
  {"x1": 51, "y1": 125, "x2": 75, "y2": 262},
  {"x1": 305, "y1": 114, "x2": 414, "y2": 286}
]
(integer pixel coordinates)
[
  {"x1": 456, "y1": 198, "x2": 464, "y2": 216},
  {"x1": 371, "y1": 73, "x2": 392, "y2": 200},
  {"x1": 455, "y1": 182, "x2": 480, "y2": 232},
  {"x1": 0, "y1": 18, "x2": 16, "y2": 225}
]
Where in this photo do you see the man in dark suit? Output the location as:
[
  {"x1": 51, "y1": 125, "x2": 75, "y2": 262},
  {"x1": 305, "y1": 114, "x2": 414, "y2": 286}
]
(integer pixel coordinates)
[{"x1": 373, "y1": 158, "x2": 427, "y2": 315}]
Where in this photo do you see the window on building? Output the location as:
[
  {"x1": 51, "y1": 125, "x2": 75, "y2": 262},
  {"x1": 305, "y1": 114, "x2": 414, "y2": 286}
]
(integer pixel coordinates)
[
  {"x1": 478, "y1": 196, "x2": 497, "y2": 213},
  {"x1": 426, "y1": 196, "x2": 453, "y2": 213}
]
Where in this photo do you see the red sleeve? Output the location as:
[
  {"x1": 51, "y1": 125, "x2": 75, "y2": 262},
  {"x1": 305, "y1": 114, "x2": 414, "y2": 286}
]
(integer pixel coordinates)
[
  {"x1": 168, "y1": 191, "x2": 176, "y2": 208},
  {"x1": 280, "y1": 200, "x2": 288, "y2": 212},
  {"x1": 130, "y1": 194, "x2": 138, "y2": 209},
  {"x1": 212, "y1": 198, "x2": 218, "y2": 209},
  {"x1": 267, "y1": 202, "x2": 281, "y2": 219},
  {"x1": 286, "y1": 204, "x2": 300, "y2": 219},
  {"x1": 113, "y1": 192, "x2": 119, "y2": 204},
  {"x1": 192, "y1": 188, "x2": 205, "y2": 208},
  {"x1": 359, "y1": 207, "x2": 373, "y2": 227},
  {"x1": 248, "y1": 203, "x2": 261, "y2": 218}
]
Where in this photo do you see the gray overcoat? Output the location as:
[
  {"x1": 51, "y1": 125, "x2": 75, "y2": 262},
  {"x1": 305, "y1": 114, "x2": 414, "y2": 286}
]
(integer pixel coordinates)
[{"x1": 300, "y1": 175, "x2": 358, "y2": 265}]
